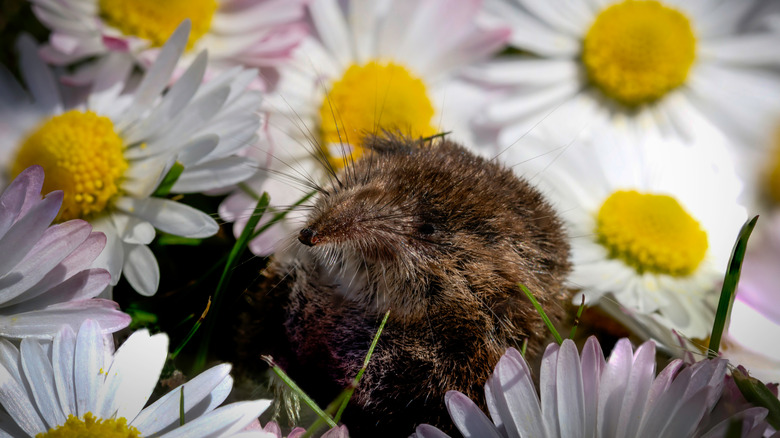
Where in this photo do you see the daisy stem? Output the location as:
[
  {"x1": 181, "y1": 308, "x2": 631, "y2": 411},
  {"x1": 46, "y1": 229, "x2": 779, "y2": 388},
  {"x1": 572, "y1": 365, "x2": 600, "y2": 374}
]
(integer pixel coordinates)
[
  {"x1": 707, "y1": 215, "x2": 758, "y2": 359},
  {"x1": 519, "y1": 284, "x2": 563, "y2": 344},
  {"x1": 192, "y1": 192, "x2": 271, "y2": 371},
  {"x1": 263, "y1": 355, "x2": 338, "y2": 430},
  {"x1": 569, "y1": 295, "x2": 586, "y2": 340},
  {"x1": 179, "y1": 387, "x2": 185, "y2": 426}
]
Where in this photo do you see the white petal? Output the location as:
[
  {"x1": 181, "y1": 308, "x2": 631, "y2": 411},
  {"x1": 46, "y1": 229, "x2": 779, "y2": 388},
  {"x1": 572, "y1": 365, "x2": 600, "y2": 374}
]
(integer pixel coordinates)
[
  {"x1": 52, "y1": 325, "x2": 77, "y2": 417},
  {"x1": 556, "y1": 339, "x2": 585, "y2": 438},
  {"x1": 75, "y1": 319, "x2": 104, "y2": 417},
  {"x1": 309, "y1": 0, "x2": 352, "y2": 68},
  {"x1": 133, "y1": 364, "x2": 233, "y2": 435},
  {"x1": 122, "y1": 244, "x2": 160, "y2": 297},
  {"x1": 172, "y1": 157, "x2": 258, "y2": 193},
  {"x1": 445, "y1": 391, "x2": 502, "y2": 438},
  {"x1": 699, "y1": 34, "x2": 780, "y2": 66},
  {"x1": 115, "y1": 197, "x2": 218, "y2": 238},
  {"x1": 493, "y1": 348, "x2": 544, "y2": 438},
  {"x1": 111, "y1": 212, "x2": 156, "y2": 245},
  {"x1": 0, "y1": 358, "x2": 47, "y2": 436},
  {"x1": 160, "y1": 399, "x2": 271, "y2": 438},
  {"x1": 16, "y1": 34, "x2": 62, "y2": 112},
  {"x1": 97, "y1": 330, "x2": 167, "y2": 421},
  {"x1": 20, "y1": 338, "x2": 67, "y2": 428}
]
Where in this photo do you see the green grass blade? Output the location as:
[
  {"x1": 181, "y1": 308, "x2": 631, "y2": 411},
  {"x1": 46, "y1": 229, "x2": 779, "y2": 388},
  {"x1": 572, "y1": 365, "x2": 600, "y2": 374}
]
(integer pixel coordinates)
[
  {"x1": 153, "y1": 162, "x2": 185, "y2": 197},
  {"x1": 179, "y1": 387, "x2": 185, "y2": 426},
  {"x1": 520, "y1": 284, "x2": 563, "y2": 344},
  {"x1": 333, "y1": 310, "x2": 390, "y2": 423},
  {"x1": 708, "y1": 215, "x2": 758, "y2": 359},
  {"x1": 192, "y1": 193, "x2": 270, "y2": 371},
  {"x1": 251, "y1": 190, "x2": 316, "y2": 240},
  {"x1": 263, "y1": 355, "x2": 338, "y2": 430}
]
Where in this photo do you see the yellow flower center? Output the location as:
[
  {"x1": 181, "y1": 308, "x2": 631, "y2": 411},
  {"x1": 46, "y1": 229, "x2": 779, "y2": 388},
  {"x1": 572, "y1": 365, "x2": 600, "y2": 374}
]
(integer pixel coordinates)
[
  {"x1": 99, "y1": 0, "x2": 218, "y2": 49},
  {"x1": 12, "y1": 110, "x2": 128, "y2": 221},
  {"x1": 318, "y1": 61, "x2": 437, "y2": 168},
  {"x1": 37, "y1": 413, "x2": 141, "y2": 438},
  {"x1": 596, "y1": 190, "x2": 708, "y2": 276},
  {"x1": 582, "y1": 0, "x2": 696, "y2": 106}
]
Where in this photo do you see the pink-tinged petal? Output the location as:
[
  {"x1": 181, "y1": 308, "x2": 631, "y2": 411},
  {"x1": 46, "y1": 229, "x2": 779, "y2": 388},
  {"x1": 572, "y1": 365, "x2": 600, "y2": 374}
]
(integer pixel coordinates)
[
  {"x1": 598, "y1": 338, "x2": 634, "y2": 437},
  {"x1": 0, "y1": 191, "x2": 64, "y2": 291},
  {"x1": 0, "y1": 359, "x2": 47, "y2": 436},
  {"x1": 286, "y1": 427, "x2": 307, "y2": 438},
  {"x1": 96, "y1": 330, "x2": 167, "y2": 421},
  {"x1": 0, "y1": 299, "x2": 129, "y2": 339},
  {"x1": 52, "y1": 325, "x2": 77, "y2": 417},
  {"x1": 321, "y1": 425, "x2": 349, "y2": 438},
  {"x1": 15, "y1": 34, "x2": 62, "y2": 112},
  {"x1": 20, "y1": 338, "x2": 67, "y2": 428},
  {"x1": 657, "y1": 389, "x2": 709, "y2": 437},
  {"x1": 262, "y1": 421, "x2": 283, "y2": 436},
  {"x1": 640, "y1": 359, "x2": 684, "y2": 433},
  {"x1": 133, "y1": 364, "x2": 233, "y2": 435},
  {"x1": 1, "y1": 269, "x2": 111, "y2": 313},
  {"x1": 115, "y1": 197, "x2": 219, "y2": 238},
  {"x1": 102, "y1": 36, "x2": 130, "y2": 52},
  {"x1": 445, "y1": 391, "x2": 502, "y2": 438},
  {"x1": 0, "y1": 219, "x2": 91, "y2": 306},
  {"x1": 556, "y1": 339, "x2": 585, "y2": 438},
  {"x1": 161, "y1": 399, "x2": 272, "y2": 438},
  {"x1": 494, "y1": 348, "x2": 545, "y2": 437},
  {"x1": 413, "y1": 424, "x2": 452, "y2": 438},
  {"x1": 580, "y1": 336, "x2": 605, "y2": 436},
  {"x1": 540, "y1": 342, "x2": 561, "y2": 436},
  {"x1": 422, "y1": 27, "x2": 510, "y2": 79},
  {"x1": 0, "y1": 165, "x2": 43, "y2": 238},
  {"x1": 122, "y1": 244, "x2": 160, "y2": 297},
  {"x1": 617, "y1": 341, "x2": 656, "y2": 437}
]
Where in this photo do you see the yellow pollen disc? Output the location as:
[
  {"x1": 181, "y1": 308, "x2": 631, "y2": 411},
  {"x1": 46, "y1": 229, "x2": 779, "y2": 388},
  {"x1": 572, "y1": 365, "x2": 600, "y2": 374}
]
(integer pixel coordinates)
[
  {"x1": 318, "y1": 61, "x2": 437, "y2": 169},
  {"x1": 596, "y1": 190, "x2": 708, "y2": 276},
  {"x1": 99, "y1": 0, "x2": 218, "y2": 49},
  {"x1": 582, "y1": 0, "x2": 696, "y2": 106},
  {"x1": 12, "y1": 110, "x2": 128, "y2": 221},
  {"x1": 37, "y1": 413, "x2": 141, "y2": 438}
]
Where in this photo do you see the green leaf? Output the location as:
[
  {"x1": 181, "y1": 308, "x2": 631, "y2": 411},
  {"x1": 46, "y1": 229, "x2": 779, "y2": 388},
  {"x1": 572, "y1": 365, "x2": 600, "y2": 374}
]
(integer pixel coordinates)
[
  {"x1": 153, "y1": 162, "x2": 185, "y2": 197},
  {"x1": 156, "y1": 234, "x2": 204, "y2": 246},
  {"x1": 732, "y1": 367, "x2": 780, "y2": 429},
  {"x1": 708, "y1": 215, "x2": 758, "y2": 359},
  {"x1": 519, "y1": 284, "x2": 563, "y2": 344},
  {"x1": 191, "y1": 192, "x2": 271, "y2": 371}
]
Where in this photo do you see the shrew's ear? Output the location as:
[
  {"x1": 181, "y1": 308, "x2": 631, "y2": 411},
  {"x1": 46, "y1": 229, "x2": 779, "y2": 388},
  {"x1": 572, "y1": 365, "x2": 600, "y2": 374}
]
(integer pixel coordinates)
[{"x1": 361, "y1": 131, "x2": 451, "y2": 155}]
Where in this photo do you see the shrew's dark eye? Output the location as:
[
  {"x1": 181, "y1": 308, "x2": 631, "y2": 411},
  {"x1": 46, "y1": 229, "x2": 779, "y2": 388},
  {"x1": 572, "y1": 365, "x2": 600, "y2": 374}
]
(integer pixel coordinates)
[{"x1": 418, "y1": 223, "x2": 436, "y2": 235}]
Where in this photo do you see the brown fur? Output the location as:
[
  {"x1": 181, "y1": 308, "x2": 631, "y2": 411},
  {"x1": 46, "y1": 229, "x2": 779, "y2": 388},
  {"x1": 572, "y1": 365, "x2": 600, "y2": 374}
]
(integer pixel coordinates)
[{"x1": 239, "y1": 136, "x2": 571, "y2": 436}]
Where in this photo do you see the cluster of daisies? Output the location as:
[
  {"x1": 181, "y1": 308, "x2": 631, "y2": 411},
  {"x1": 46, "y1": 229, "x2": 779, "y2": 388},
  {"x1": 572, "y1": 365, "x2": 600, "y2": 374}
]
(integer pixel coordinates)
[{"x1": 1, "y1": 0, "x2": 780, "y2": 436}]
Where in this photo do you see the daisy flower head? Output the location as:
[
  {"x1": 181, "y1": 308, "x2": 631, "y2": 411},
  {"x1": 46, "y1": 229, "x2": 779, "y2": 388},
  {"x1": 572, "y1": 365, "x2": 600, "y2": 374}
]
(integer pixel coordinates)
[
  {"x1": 472, "y1": 0, "x2": 780, "y2": 148},
  {"x1": 219, "y1": 0, "x2": 511, "y2": 255},
  {"x1": 29, "y1": 0, "x2": 311, "y2": 85},
  {"x1": 512, "y1": 128, "x2": 746, "y2": 340},
  {"x1": 0, "y1": 166, "x2": 129, "y2": 339},
  {"x1": 0, "y1": 23, "x2": 263, "y2": 296},
  {"x1": 0, "y1": 319, "x2": 271, "y2": 437},
  {"x1": 414, "y1": 337, "x2": 778, "y2": 438}
]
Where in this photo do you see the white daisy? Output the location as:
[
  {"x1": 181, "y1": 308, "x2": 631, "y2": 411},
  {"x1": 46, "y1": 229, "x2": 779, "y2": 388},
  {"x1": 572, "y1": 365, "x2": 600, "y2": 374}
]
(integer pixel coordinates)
[
  {"x1": 0, "y1": 319, "x2": 271, "y2": 437},
  {"x1": 413, "y1": 337, "x2": 775, "y2": 438},
  {"x1": 512, "y1": 128, "x2": 746, "y2": 340},
  {"x1": 0, "y1": 22, "x2": 262, "y2": 296},
  {"x1": 29, "y1": 0, "x2": 310, "y2": 85},
  {"x1": 219, "y1": 0, "x2": 510, "y2": 255},
  {"x1": 470, "y1": 0, "x2": 780, "y2": 149},
  {"x1": 0, "y1": 165, "x2": 129, "y2": 339}
]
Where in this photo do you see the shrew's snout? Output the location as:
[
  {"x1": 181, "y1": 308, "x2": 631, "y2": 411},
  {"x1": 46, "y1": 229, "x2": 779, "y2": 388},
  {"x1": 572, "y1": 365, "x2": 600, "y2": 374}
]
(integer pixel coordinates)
[{"x1": 298, "y1": 227, "x2": 319, "y2": 246}]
